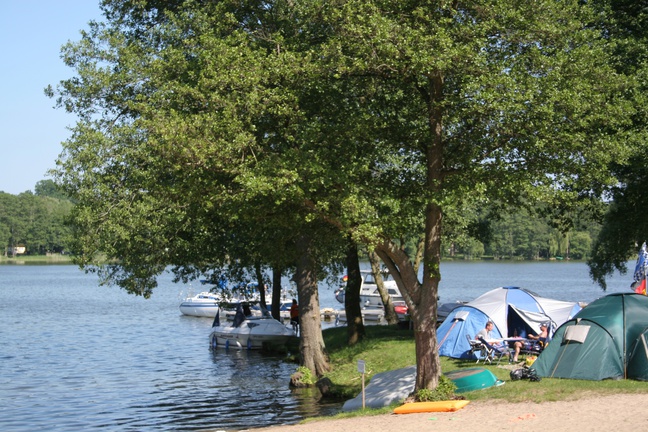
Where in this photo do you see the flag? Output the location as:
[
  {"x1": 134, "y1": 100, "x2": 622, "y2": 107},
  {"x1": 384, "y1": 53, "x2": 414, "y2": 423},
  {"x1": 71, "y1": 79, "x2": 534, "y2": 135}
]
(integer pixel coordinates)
[{"x1": 632, "y1": 242, "x2": 648, "y2": 295}]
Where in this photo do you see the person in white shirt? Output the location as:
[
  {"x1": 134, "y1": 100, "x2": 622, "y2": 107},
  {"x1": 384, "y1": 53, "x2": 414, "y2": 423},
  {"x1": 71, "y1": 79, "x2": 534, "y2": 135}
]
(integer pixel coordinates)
[
  {"x1": 476, "y1": 321, "x2": 496, "y2": 341},
  {"x1": 475, "y1": 321, "x2": 507, "y2": 359}
]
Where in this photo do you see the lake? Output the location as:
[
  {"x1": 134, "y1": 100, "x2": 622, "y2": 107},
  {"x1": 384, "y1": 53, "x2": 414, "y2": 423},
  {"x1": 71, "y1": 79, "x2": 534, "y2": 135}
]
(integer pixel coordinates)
[{"x1": 0, "y1": 261, "x2": 633, "y2": 431}]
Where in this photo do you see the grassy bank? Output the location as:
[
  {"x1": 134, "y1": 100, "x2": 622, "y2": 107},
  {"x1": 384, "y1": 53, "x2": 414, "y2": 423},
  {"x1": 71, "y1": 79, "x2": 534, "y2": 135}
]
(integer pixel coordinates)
[
  {"x1": 316, "y1": 324, "x2": 648, "y2": 417},
  {"x1": 0, "y1": 254, "x2": 74, "y2": 264}
]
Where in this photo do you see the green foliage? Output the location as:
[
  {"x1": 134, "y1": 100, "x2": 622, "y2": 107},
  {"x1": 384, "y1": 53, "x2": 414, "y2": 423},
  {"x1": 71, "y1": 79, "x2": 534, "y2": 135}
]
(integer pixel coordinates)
[
  {"x1": 415, "y1": 375, "x2": 457, "y2": 402},
  {"x1": 0, "y1": 190, "x2": 73, "y2": 256},
  {"x1": 46, "y1": 0, "x2": 637, "y2": 386},
  {"x1": 295, "y1": 366, "x2": 316, "y2": 386},
  {"x1": 34, "y1": 180, "x2": 69, "y2": 201},
  {"x1": 584, "y1": 0, "x2": 648, "y2": 288}
]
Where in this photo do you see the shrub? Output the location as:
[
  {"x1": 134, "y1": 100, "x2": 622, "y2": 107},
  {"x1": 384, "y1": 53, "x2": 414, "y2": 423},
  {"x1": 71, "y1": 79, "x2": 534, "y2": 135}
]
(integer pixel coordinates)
[{"x1": 415, "y1": 375, "x2": 457, "y2": 402}]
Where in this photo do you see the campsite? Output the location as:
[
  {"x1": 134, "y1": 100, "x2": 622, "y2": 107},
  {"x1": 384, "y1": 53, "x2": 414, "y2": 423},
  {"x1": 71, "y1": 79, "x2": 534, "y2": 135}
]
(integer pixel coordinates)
[
  {"x1": 534, "y1": 293, "x2": 648, "y2": 380},
  {"x1": 438, "y1": 286, "x2": 648, "y2": 382},
  {"x1": 437, "y1": 286, "x2": 582, "y2": 360},
  {"x1": 296, "y1": 281, "x2": 648, "y2": 432},
  {"x1": 254, "y1": 304, "x2": 648, "y2": 432}
]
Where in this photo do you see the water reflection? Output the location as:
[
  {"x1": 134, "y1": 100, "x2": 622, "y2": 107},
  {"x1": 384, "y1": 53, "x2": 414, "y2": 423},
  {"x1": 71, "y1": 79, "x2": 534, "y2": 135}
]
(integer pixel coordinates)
[
  {"x1": 0, "y1": 266, "x2": 343, "y2": 432},
  {"x1": 1, "y1": 262, "x2": 633, "y2": 431}
]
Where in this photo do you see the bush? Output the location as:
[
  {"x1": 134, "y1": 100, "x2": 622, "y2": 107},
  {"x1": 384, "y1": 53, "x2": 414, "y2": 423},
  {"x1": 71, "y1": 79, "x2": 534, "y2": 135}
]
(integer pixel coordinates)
[
  {"x1": 290, "y1": 366, "x2": 316, "y2": 387},
  {"x1": 415, "y1": 375, "x2": 457, "y2": 402}
]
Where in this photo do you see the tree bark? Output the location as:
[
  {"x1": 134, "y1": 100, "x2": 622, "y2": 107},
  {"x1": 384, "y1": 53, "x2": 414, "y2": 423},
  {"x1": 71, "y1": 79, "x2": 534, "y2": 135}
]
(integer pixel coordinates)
[
  {"x1": 370, "y1": 74, "x2": 445, "y2": 392},
  {"x1": 255, "y1": 261, "x2": 267, "y2": 308},
  {"x1": 271, "y1": 266, "x2": 283, "y2": 320},
  {"x1": 295, "y1": 234, "x2": 331, "y2": 376},
  {"x1": 345, "y1": 239, "x2": 365, "y2": 344},
  {"x1": 368, "y1": 251, "x2": 399, "y2": 325},
  {"x1": 375, "y1": 238, "x2": 441, "y2": 391}
]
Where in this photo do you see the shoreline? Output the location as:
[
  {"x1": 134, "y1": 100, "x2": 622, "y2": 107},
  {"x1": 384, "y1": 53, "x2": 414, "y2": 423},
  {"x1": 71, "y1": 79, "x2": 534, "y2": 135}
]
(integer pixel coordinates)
[{"x1": 247, "y1": 393, "x2": 647, "y2": 432}]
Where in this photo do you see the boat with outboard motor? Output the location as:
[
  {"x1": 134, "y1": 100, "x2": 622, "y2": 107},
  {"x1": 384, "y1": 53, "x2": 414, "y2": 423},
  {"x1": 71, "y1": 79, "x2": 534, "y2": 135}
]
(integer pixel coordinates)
[{"x1": 209, "y1": 303, "x2": 296, "y2": 350}]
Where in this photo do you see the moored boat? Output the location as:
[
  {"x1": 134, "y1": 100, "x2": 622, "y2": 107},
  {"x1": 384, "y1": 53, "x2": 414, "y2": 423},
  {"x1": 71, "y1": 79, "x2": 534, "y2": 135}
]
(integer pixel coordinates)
[
  {"x1": 209, "y1": 304, "x2": 296, "y2": 350},
  {"x1": 179, "y1": 292, "x2": 221, "y2": 317},
  {"x1": 180, "y1": 280, "x2": 265, "y2": 318},
  {"x1": 444, "y1": 367, "x2": 503, "y2": 393},
  {"x1": 335, "y1": 307, "x2": 386, "y2": 326},
  {"x1": 334, "y1": 270, "x2": 404, "y2": 307}
]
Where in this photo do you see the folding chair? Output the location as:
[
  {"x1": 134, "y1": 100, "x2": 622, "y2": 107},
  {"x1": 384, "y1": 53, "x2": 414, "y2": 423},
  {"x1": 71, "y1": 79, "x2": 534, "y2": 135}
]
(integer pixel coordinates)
[
  {"x1": 520, "y1": 339, "x2": 545, "y2": 358},
  {"x1": 466, "y1": 334, "x2": 489, "y2": 363},
  {"x1": 478, "y1": 337, "x2": 512, "y2": 364}
]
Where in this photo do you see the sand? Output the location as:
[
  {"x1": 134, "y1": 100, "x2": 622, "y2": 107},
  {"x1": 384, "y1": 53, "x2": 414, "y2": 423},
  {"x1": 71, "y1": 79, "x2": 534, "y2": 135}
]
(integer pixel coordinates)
[{"x1": 248, "y1": 393, "x2": 648, "y2": 432}]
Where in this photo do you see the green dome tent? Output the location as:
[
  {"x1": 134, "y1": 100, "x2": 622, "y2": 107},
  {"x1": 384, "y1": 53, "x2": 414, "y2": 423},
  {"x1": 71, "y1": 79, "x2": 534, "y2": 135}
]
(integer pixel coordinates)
[{"x1": 534, "y1": 293, "x2": 648, "y2": 381}]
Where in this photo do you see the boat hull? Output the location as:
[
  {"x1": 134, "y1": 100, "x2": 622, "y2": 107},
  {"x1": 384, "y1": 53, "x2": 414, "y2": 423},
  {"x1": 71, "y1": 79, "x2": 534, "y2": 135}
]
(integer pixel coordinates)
[
  {"x1": 180, "y1": 304, "x2": 219, "y2": 317},
  {"x1": 444, "y1": 367, "x2": 502, "y2": 393},
  {"x1": 209, "y1": 316, "x2": 296, "y2": 350},
  {"x1": 209, "y1": 332, "x2": 295, "y2": 350},
  {"x1": 179, "y1": 292, "x2": 221, "y2": 317},
  {"x1": 335, "y1": 270, "x2": 404, "y2": 308}
]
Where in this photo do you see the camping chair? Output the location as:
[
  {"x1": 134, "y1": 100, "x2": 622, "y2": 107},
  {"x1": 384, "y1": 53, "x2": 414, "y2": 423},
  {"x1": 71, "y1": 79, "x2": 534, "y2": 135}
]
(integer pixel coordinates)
[
  {"x1": 466, "y1": 334, "x2": 489, "y2": 363},
  {"x1": 478, "y1": 337, "x2": 512, "y2": 364},
  {"x1": 519, "y1": 338, "x2": 546, "y2": 358}
]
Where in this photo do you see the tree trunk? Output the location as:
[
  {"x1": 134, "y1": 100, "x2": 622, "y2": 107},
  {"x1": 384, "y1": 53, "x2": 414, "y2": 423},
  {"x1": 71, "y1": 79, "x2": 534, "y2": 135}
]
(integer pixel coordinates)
[
  {"x1": 271, "y1": 266, "x2": 283, "y2": 320},
  {"x1": 255, "y1": 261, "x2": 267, "y2": 308},
  {"x1": 345, "y1": 239, "x2": 365, "y2": 344},
  {"x1": 410, "y1": 71, "x2": 445, "y2": 391},
  {"x1": 371, "y1": 73, "x2": 445, "y2": 392},
  {"x1": 368, "y1": 251, "x2": 399, "y2": 325},
  {"x1": 295, "y1": 234, "x2": 331, "y2": 376}
]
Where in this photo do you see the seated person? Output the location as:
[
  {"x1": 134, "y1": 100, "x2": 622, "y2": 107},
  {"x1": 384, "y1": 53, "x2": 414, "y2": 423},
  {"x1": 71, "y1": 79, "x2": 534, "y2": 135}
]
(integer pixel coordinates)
[
  {"x1": 510, "y1": 322, "x2": 548, "y2": 362},
  {"x1": 476, "y1": 321, "x2": 507, "y2": 356}
]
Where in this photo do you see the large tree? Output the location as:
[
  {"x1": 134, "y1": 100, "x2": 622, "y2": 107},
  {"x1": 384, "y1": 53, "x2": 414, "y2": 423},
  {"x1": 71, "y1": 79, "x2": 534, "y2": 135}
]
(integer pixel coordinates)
[
  {"x1": 306, "y1": 0, "x2": 630, "y2": 391},
  {"x1": 52, "y1": 0, "x2": 630, "y2": 391},
  {"x1": 50, "y1": 0, "x2": 356, "y2": 376},
  {"x1": 585, "y1": 0, "x2": 648, "y2": 286}
]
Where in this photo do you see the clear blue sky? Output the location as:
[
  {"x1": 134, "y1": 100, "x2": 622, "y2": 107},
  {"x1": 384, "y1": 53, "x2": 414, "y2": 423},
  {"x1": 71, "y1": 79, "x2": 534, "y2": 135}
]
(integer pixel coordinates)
[{"x1": 0, "y1": 1, "x2": 102, "y2": 195}]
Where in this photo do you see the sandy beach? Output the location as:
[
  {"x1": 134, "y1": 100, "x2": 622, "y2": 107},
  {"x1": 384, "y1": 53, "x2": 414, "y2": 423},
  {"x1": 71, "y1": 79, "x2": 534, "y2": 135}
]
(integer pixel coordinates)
[{"x1": 248, "y1": 393, "x2": 648, "y2": 432}]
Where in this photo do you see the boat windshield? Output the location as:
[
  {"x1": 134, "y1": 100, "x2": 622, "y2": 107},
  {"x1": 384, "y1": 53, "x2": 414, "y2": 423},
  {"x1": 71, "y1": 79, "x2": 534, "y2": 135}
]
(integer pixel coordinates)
[{"x1": 258, "y1": 303, "x2": 272, "y2": 318}]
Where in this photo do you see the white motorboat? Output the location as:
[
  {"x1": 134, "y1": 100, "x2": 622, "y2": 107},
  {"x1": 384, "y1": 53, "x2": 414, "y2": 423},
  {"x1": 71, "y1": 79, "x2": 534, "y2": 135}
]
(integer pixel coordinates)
[
  {"x1": 334, "y1": 270, "x2": 404, "y2": 308},
  {"x1": 179, "y1": 291, "x2": 221, "y2": 317},
  {"x1": 335, "y1": 307, "x2": 387, "y2": 326},
  {"x1": 180, "y1": 281, "x2": 264, "y2": 318},
  {"x1": 209, "y1": 304, "x2": 296, "y2": 350},
  {"x1": 266, "y1": 301, "x2": 294, "y2": 324}
]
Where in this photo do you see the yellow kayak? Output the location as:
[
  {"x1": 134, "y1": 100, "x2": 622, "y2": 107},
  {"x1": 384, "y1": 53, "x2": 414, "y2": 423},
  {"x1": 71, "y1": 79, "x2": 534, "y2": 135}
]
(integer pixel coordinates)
[{"x1": 393, "y1": 400, "x2": 470, "y2": 414}]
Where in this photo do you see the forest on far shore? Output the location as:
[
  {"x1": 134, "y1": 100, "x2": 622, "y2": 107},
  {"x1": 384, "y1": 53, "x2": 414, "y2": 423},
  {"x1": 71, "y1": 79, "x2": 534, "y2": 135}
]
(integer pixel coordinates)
[
  {"x1": 1, "y1": 180, "x2": 72, "y2": 258},
  {"x1": 1, "y1": 181, "x2": 600, "y2": 262}
]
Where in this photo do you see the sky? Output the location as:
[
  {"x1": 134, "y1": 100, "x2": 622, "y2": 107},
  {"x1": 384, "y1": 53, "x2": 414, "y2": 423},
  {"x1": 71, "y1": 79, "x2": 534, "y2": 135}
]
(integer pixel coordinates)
[{"x1": 0, "y1": 1, "x2": 103, "y2": 195}]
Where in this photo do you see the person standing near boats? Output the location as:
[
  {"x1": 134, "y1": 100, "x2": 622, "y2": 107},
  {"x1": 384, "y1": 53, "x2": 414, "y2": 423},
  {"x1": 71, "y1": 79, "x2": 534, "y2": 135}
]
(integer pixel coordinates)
[{"x1": 290, "y1": 299, "x2": 299, "y2": 335}]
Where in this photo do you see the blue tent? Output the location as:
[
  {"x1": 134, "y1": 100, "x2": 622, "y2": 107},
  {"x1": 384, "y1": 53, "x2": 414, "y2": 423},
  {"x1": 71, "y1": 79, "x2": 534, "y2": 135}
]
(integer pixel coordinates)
[{"x1": 437, "y1": 286, "x2": 581, "y2": 359}]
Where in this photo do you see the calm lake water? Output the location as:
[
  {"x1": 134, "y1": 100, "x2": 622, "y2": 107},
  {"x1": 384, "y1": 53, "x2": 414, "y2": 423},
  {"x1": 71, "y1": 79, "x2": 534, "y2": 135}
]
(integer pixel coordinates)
[{"x1": 0, "y1": 261, "x2": 633, "y2": 431}]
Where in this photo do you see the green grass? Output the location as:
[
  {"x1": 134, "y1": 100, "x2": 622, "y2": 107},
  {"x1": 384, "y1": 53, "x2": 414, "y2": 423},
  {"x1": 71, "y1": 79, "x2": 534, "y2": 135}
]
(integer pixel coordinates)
[
  {"x1": 0, "y1": 254, "x2": 73, "y2": 264},
  {"x1": 318, "y1": 324, "x2": 648, "y2": 408}
]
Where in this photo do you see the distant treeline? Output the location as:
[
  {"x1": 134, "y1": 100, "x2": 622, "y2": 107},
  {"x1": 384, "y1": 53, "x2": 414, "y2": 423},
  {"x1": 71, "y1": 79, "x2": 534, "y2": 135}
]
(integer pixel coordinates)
[
  {"x1": 1, "y1": 180, "x2": 73, "y2": 257},
  {"x1": 403, "y1": 202, "x2": 601, "y2": 261},
  {"x1": 2, "y1": 181, "x2": 600, "y2": 261}
]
